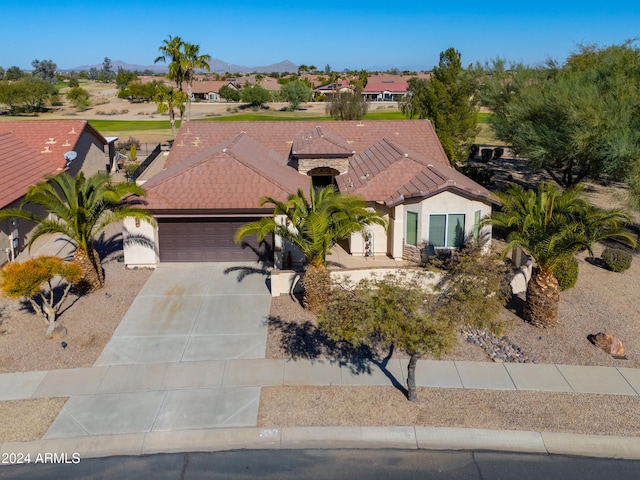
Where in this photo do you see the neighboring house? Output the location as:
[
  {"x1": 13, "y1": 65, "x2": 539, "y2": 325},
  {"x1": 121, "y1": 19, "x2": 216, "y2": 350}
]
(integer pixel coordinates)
[
  {"x1": 124, "y1": 120, "x2": 495, "y2": 268},
  {"x1": 313, "y1": 82, "x2": 355, "y2": 99},
  {"x1": 361, "y1": 79, "x2": 409, "y2": 102},
  {"x1": 181, "y1": 77, "x2": 282, "y2": 102},
  {"x1": 181, "y1": 80, "x2": 236, "y2": 102},
  {"x1": 0, "y1": 120, "x2": 112, "y2": 264}
]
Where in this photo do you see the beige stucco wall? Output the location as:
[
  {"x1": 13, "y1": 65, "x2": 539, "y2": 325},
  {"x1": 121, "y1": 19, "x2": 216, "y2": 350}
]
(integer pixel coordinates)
[
  {"x1": 0, "y1": 200, "x2": 47, "y2": 265},
  {"x1": 123, "y1": 218, "x2": 158, "y2": 268},
  {"x1": 67, "y1": 131, "x2": 109, "y2": 177},
  {"x1": 270, "y1": 267, "x2": 441, "y2": 297},
  {"x1": 348, "y1": 205, "x2": 390, "y2": 257},
  {"x1": 402, "y1": 191, "x2": 493, "y2": 249}
]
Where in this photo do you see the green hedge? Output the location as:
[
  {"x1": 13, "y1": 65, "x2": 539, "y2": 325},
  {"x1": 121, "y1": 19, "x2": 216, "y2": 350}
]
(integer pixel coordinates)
[{"x1": 601, "y1": 247, "x2": 633, "y2": 272}]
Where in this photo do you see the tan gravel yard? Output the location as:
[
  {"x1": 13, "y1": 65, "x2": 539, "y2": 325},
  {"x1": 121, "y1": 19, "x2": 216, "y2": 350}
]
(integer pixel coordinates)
[{"x1": 258, "y1": 386, "x2": 640, "y2": 437}]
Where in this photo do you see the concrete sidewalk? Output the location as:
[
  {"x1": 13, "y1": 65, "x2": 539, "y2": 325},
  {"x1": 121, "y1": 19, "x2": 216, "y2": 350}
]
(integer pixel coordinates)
[{"x1": 2, "y1": 359, "x2": 640, "y2": 461}]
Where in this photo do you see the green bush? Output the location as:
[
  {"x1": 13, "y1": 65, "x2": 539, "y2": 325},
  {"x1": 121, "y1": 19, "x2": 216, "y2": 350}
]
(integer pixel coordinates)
[
  {"x1": 456, "y1": 163, "x2": 493, "y2": 187},
  {"x1": 601, "y1": 247, "x2": 633, "y2": 272},
  {"x1": 553, "y1": 256, "x2": 579, "y2": 290}
]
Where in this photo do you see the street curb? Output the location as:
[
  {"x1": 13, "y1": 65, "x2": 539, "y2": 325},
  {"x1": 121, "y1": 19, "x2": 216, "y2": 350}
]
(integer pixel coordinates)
[{"x1": 2, "y1": 427, "x2": 640, "y2": 464}]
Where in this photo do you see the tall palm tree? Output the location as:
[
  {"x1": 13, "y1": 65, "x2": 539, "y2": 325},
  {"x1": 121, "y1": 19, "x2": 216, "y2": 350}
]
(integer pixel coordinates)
[
  {"x1": 488, "y1": 182, "x2": 633, "y2": 327},
  {"x1": 235, "y1": 185, "x2": 387, "y2": 310},
  {"x1": 154, "y1": 35, "x2": 185, "y2": 91},
  {"x1": 181, "y1": 41, "x2": 211, "y2": 122},
  {"x1": 154, "y1": 84, "x2": 187, "y2": 138},
  {"x1": 0, "y1": 172, "x2": 155, "y2": 292}
]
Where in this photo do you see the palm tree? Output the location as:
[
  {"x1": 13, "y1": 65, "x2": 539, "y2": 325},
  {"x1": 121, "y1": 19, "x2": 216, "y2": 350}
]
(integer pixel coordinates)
[
  {"x1": 0, "y1": 172, "x2": 155, "y2": 292},
  {"x1": 154, "y1": 35, "x2": 185, "y2": 91},
  {"x1": 181, "y1": 41, "x2": 211, "y2": 122},
  {"x1": 488, "y1": 182, "x2": 633, "y2": 327},
  {"x1": 154, "y1": 84, "x2": 187, "y2": 138},
  {"x1": 235, "y1": 185, "x2": 387, "y2": 310}
]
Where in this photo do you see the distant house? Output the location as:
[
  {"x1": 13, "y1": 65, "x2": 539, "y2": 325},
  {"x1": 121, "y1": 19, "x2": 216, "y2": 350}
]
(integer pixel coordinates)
[
  {"x1": 361, "y1": 79, "x2": 409, "y2": 102},
  {"x1": 313, "y1": 82, "x2": 355, "y2": 99},
  {"x1": 181, "y1": 76, "x2": 282, "y2": 102},
  {"x1": 124, "y1": 120, "x2": 495, "y2": 268},
  {"x1": 0, "y1": 120, "x2": 112, "y2": 264}
]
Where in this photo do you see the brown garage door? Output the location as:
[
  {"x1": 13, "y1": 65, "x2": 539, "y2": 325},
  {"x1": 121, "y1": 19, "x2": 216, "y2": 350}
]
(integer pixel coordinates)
[{"x1": 158, "y1": 218, "x2": 272, "y2": 262}]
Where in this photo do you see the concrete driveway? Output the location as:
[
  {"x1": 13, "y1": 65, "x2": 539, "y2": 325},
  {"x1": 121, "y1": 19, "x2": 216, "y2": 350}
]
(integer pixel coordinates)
[
  {"x1": 43, "y1": 262, "x2": 272, "y2": 439},
  {"x1": 95, "y1": 262, "x2": 272, "y2": 366}
]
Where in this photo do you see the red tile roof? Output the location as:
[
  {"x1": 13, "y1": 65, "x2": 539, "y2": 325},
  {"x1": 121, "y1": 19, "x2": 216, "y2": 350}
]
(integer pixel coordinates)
[
  {"x1": 0, "y1": 132, "x2": 67, "y2": 208},
  {"x1": 292, "y1": 126, "x2": 354, "y2": 157},
  {"x1": 362, "y1": 80, "x2": 409, "y2": 94},
  {"x1": 146, "y1": 120, "x2": 492, "y2": 212},
  {"x1": 143, "y1": 132, "x2": 307, "y2": 212},
  {"x1": 0, "y1": 120, "x2": 105, "y2": 165},
  {"x1": 165, "y1": 120, "x2": 450, "y2": 168},
  {"x1": 0, "y1": 120, "x2": 107, "y2": 208}
]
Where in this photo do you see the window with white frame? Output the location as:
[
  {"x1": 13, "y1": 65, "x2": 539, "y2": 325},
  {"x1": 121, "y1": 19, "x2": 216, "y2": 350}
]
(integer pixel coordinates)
[{"x1": 428, "y1": 213, "x2": 466, "y2": 248}]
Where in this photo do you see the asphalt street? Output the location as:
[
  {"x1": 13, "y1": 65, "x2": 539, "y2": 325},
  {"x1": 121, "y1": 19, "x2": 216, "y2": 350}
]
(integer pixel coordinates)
[{"x1": 1, "y1": 449, "x2": 640, "y2": 480}]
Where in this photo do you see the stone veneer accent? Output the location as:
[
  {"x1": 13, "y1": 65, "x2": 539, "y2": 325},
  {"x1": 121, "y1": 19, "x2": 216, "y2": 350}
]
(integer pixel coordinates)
[
  {"x1": 297, "y1": 158, "x2": 350, "y2": 175},
  {"x1": 402, "y1": 243, "x2": 422, "y2": 264}
]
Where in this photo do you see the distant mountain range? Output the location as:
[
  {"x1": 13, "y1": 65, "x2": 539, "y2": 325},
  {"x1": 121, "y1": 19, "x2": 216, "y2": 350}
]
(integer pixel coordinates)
[{"x1": 66, "y1": 59, "x2": 299, "y2": 74}]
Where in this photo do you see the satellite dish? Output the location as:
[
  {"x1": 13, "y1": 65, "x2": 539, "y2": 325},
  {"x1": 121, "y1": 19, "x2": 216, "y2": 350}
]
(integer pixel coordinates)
[{"x1": 64, "y1": 151, "x2": 77, "y2": 167}]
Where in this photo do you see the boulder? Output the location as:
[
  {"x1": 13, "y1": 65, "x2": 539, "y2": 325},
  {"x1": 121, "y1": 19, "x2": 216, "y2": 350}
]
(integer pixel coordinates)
[{"x1": 589, "y1": 332, "x2": 626, "y2": 359}]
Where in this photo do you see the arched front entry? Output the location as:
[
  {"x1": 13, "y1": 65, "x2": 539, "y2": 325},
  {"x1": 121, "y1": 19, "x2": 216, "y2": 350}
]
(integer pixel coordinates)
[{"x1": 308, "y1": 166, "x2": 340, "y2": 188}]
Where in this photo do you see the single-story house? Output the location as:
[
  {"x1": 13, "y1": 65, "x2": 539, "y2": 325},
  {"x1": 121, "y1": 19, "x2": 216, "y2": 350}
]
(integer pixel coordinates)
[
  {"x1": 124, "y1": 120, "x2": 496, "y2": 268},
  {"x1": 0, "y1": 120, "x2": 113, "y2": 264},
  {"x1": 361, "y1": 79, "x2": 409, "y2": 102},
  {"x1": 313, "y1": 82, "x2": 355, "y2": 99}
]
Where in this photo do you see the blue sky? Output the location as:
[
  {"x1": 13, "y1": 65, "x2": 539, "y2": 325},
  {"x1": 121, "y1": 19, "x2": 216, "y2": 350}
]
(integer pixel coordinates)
[{"x1": 2, "y1": 1, "x2": 639, "y2": 71}]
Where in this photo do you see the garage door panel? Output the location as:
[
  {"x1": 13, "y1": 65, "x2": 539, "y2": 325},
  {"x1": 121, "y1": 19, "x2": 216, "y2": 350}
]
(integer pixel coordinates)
[{"x1": 158, "y1": 219, "x2": 271, "y2": 263}]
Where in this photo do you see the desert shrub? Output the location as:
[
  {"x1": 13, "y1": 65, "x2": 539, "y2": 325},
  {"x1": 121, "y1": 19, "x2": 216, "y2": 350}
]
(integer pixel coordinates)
[
  {"x1": 601, "y1": 247, "x2": 633, "y2": 272},
  {"x1": 122, "y1": 162, "x2": 140, "y2": 179},
  {"x1": 116, "y1": 136, "x2": 141, "y2": 154},
  {"x1": 553, "y1": 256, "x2": 579, "y2": 290}
]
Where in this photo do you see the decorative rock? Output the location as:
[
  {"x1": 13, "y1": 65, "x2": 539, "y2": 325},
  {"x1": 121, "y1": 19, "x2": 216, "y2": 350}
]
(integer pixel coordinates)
[
  {"x1": 461, "y1": 327, "x2": 538, "y2": 364},
  {"x1": 588, "y1": 332, "x2": 627, "y2": 359}
]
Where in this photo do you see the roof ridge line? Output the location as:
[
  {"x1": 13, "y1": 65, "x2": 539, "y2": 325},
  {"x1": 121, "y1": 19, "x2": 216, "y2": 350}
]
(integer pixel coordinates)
[{"x1": 223, "y1": 134, "x2": 301, "y2": 196}]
